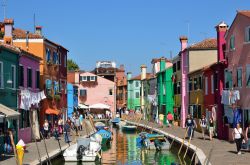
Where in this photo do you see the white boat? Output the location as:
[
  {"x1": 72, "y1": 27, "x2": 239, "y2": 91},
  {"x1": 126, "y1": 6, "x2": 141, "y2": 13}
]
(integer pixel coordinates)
[{"x1": 63, "y1": 137, "x2": 101, "y2": 162}]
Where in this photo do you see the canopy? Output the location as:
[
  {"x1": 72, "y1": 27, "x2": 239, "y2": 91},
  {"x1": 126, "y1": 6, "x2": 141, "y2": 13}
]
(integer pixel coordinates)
[
  {"x1": 0, "y1": 104, "x2": 20, "y2": 119},
  {"x1": 45, "y1": 108, "x2": 60, "y2": 115},
  {"x1": 78, "y1": 103, "x2": 89, "y2": 109},
  {"x1": 89, "y1": 103, "x2": 110, "y2": 109}
]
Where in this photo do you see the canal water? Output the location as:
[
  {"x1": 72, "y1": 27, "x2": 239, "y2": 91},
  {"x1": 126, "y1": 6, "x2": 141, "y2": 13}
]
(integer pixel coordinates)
[{"x1": 52, "y1": 127, "x2": 186, "y2": 165}]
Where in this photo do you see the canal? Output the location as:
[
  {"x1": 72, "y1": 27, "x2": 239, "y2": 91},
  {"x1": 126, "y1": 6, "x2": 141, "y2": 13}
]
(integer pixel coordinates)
[{"x1": 52, "y1": 127, "x2": 188, "y2": 165}]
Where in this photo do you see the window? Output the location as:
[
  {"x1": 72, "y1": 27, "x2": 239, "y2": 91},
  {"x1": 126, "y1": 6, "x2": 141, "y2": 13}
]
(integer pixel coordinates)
[
  {"x1": 80, "y1": 89, "x2": 87, "y2": 96},
  {"x1": 205, "y1": 77, "x2": 208, "y2": 95},
  {"x1": 173, "y1": 63, "x2": 176, "y2": 72},
  {"x1": 237, "y1": 68, "x2": 242, "y2": 87},
  {"x1": 46, "y1": 48, "x2": 51, "y2": 62},
  {"x1": 0, "y1": 62, "x2": 3, "y2": 88},
  {"x1": 214, "y1": 73, "x2": 218, "y2": 90},
  {"x1": 245, "y1": 26, "x2": 250, "y2": 42},
  {"x1": 198, "y1": 76, "x2": 202, "y2": 90},
  {"x1": 225, "y1": 69, "x2": 233, "y2": 89},
  {"x1": 11, "y1": 65, "x2": 16, "y2": 89},
  {"x1": 109, "y1": 89, "x2": 113, "y2": 95},
  {"x1": 189, "y1": 78, "x2": 193, "y2": 91},
  {"x1": 163, "y1": 84, "x2": 166, "y2": 95},
  {"x1": 135, "y1": 81, "x2": 139, "y2": 87},
  {"x1": 177, "y1": 82, "x2": 181, "y2": 94},
  {"x1": 19, "y1": 110, "x2": 30, "y2": 128},
  {"x1": 19, "y1": 65, "x2": 24, "y2": 87},
  {"x1": 246, "y1": 65, "x2": 250, "y2": 87},
  {"x1": 135, "y1": 92, "x2": 140, "y2": 98},
  {"x1": 54, "y1": 81, "x2": 59, "y2": 94},
  {"x1": 197, "y1": 105, "x2": 202, "y2": 119},
  {"x1": 80, "y1": 76, "x2": 87, "y2": 81},
  {"x1": 53, "y1": 52, "x2": 58, "y2": 64},
  {"x1": 45, "y1": 79, "x2": 52, "y2": 95},
  {"x1": 174, "y1": 83, "x2": 177, "y2": 95},
  {"x1": 90, "y1": 76, "x2": 96, "y2": 81},
  {"x1": 177, "y1": 61, "x2": 181, "y2": 70},
  {"x1": 194, "y1": 77, "x2": 198, "y2": 90},
  {"x1": 230, "y1": 35, "x2": 235, "y2": 50},
  {"x1": 27, "y1": 68, "x2": 32, "y2": 88},
  {"x1": 211, "y1": 75, "x2": 214, "y2": 94},
  {"x1": 36, "y1": 71, "x2": 40, "y2": 89}
]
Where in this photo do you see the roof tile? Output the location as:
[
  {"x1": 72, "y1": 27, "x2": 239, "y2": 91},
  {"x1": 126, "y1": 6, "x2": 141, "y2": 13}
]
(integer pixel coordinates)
[{"x1": 188, "y1": 38, "x2": 217, "y2": 50}]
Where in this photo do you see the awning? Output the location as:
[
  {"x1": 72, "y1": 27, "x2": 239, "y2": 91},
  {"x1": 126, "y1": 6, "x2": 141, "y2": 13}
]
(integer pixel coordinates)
[
  {"x1": 0, "y1": 104, "x2": 20, "y2": 119},
  {"x1": 89, "y1": 103, "x2": 110, "y2": 109},
  {"x1": 45, "y1": 108, "x2": 60, "y2": 115},
  {"x1": 78, "y1": 104, "x2": 89, "y2": 109}
]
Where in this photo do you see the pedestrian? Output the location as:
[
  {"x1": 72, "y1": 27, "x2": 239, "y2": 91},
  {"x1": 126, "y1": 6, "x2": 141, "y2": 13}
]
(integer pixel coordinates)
[
  {"x1": 79, "y1": 114, "x2": 83, "y2": 131},
  {"x1": 58, "y1": 117, "x2": 63, "y2": 134},
  {"x1": 74, "y1": 116, "x2": 80, "y2": 136},
  {"x1": 191, "y1": 115, "x2": 197, "y2": 138},
  {"x1": 185, "y1": 114, "x2": 195, "y2": 140},
  {"x1": 159, "y1": 113, "x2": 164, "y2": 128},
  {"x1": 43, "y1": 120, "x2": 49, "y2": 139},
  {"x1": 64, "y1": 119, "x2": 71, "y2": 143},
  {"x1": 53, "y1": 124, "x2": 59, "y2": 140},
  {"x1": 199, "y1": 114, "x2": 207, "y2": 140},
  {"x1": 245, "y1": 123, "x2": 250, "y2": 150},
  {"x1": 167, "y1": 112, "x2": 173, "y2": 125},
  {"x1": 209, "y1": 117, "x2": 214, "y2": 140},
  {"x1": 232, "y1": 123, "x2": 244, "y2": 155}
]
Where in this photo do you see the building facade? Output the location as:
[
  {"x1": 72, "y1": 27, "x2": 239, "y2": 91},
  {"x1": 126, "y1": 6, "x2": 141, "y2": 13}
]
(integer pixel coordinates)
[{"x1": 127, "y1": 73, "x2": 141, "y2": 111}]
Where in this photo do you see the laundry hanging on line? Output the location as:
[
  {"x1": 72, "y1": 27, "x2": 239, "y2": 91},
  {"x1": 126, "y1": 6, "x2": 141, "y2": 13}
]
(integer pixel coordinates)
[{"x1": 20, "y1": 90, "x2": 46, "y2": 110}]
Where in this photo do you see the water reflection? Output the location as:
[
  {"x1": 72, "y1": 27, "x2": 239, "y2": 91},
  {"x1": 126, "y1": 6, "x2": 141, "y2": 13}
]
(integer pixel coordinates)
[{"x1": 52, "y1": 127, "x2": 181, "y2": 165}]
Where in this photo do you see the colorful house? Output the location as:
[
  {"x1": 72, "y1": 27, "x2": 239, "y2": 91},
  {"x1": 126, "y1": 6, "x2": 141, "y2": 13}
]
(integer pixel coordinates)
[
  {"x1": 0, "y1": 22, "x2": 68, "y2": 126},
  {"x1": 127, "y1": 72, "x2": 141, "y2": 111},
  {"x1": 68, "y1": 71, "x2": 116, "y2": 115},
  {"x1": 116, "y1": 65, "x2": 127, "y2": 109},
  {"x1": 157, "y1": 58, "x2": 174, "y2": 124},
  {"x1": 223, "y1": 11, "x2": 250, "y2": 132},
  {"x1": 67, "y1": 83, "x2": 74, "y2": 118}
]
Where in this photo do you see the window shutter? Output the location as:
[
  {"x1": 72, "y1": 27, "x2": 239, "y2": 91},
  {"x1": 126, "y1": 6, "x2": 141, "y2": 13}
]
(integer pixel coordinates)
[{"x1": 79, "y1": 76, "x2": 82, "y2": 81}]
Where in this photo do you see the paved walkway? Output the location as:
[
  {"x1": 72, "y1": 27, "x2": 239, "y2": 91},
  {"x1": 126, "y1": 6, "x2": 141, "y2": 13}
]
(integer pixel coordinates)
[
  {"x1": 0, "y1": 120, "x2": 95, "y2": 165},
  {"x1": 128, "y1": 118, "x2": 250, "y2": 165}
]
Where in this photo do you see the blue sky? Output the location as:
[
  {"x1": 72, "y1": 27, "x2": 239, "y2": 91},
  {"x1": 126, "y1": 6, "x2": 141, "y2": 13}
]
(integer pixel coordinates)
[{"x1": 3, "y1": 1, "x2": 250, "y2": 75}]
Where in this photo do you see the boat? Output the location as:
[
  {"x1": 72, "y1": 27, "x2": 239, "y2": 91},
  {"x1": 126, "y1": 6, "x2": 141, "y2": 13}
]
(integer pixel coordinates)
[
  {"x1": 122, "y1": 125, "x2": 137, "y2": 132},
  {"x1": 111, "y1": 117, "x2": 120, "y2": 125},
  {"x1": 94, "y1": 129, "x2": 112, "y2": 145},
  {"x1": 94, "y1": 122, "x2": 106, "y2": 130},
  {"x1": 136, "y1": 132, "x2": 170, "y2": 150},
  {"x1": 115, "y1": 120, "x2": 126, "y2": 128},
  {"x1": 63, "y1": 137, "x2": 101, "y2": 162}
]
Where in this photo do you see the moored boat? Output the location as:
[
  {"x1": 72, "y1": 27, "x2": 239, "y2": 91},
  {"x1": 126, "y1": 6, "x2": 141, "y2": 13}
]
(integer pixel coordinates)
[
  {"x1": 111, "y1": 117, "x2": 120, "y2": 125},
  {"x1": 63, "y1": 138, "x2": 101, "y2": 162},
  {"x1": 95, "y1": 129, "x2": 112, "y2": 145},
  {"x1": 122, "y1": 125, "x2": 137, "y2": 132},
  {"x1": 94, "y1": 122, "x2": 106, "y2": 130}
]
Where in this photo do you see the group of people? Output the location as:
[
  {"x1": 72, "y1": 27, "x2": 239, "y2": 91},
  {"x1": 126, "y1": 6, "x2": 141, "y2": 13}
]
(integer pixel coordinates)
[{"x1": 42, "y1": 112, "x2": 84, "y2": 143}]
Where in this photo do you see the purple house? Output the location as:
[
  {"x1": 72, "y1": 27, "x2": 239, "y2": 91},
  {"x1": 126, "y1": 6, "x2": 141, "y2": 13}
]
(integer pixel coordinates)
[{"x1": 18, "y1": 50, "x2": 41, "y2": 143}]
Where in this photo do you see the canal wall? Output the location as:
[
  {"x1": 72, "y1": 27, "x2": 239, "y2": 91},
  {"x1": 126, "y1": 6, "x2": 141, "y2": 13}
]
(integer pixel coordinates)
[{"x1": 126, "y1": 120, "x2": 211, "y2": 165}]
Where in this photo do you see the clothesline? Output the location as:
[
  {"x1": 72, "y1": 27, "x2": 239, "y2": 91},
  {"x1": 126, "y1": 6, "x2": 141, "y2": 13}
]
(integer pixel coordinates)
[{"x1": 20, "y1": 90, "x2": 46, "y2": 111}]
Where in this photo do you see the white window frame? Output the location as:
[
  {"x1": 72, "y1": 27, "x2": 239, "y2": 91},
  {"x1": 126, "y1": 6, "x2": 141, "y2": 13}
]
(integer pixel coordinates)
[
  {"x1": 205, "y1": 77, "x2": 208, "y2": 95},
  {"x1": 245, "y1": 26, "x2": 250, "y2": 43},
  {"x1": 211, "y1": 75, "x2": 214, "y2": 94},
  {"x1": 0, "y1": 61, "x2": 3, "y2": 88},
  {"x1": 90, "y1": 76, "x2": 96, "y2": 81},
  {"x1": 11, "y1": 65, "x2": 16, "y2": 89},
  {"x1": 82, "y1": 76, "x2": 87, "y2": 81}
]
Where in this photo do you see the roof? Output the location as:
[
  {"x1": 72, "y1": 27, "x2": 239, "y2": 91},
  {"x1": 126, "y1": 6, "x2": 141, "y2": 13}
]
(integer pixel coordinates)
[
  {"x1": 238, "y1": 10, "x2": 250, "y2": 18},
  {"x1": 0, "y1": 104, "x2": 20, "y2": 119},
  {"x1": 188, "y1": 38, "x2": 217, "y2": 50},
  {"x1": 130, "y1": 73, "x2": 153, "y2": 80},
  {"x1": 21, "y1": 49, "x2": 42, "y2": 61},
  {"x1": 0, "y1": 42, "x2": 20, "y2": 54},
  {"x1": 151, "y1": 57, "x2": 171, "y2": 64}
]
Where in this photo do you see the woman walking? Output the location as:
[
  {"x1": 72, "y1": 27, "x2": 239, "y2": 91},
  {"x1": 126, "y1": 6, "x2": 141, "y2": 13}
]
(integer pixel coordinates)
[
  {"x1": 199, "y1": 115, "x2": 207, "y2": 140},
  {"x1": 208, "y1": 118, "x2": 214, "y2": 140},
  {"x1": 232, "y1": 123, "x2": 243, "y2": 155}
]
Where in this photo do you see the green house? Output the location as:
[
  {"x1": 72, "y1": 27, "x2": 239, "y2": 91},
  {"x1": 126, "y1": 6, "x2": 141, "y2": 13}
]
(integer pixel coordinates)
[
  {"x1": 0, "y1": 43, "x2": 20, "y2": 152},
  {"x1": 127, "y1": 72, "x2": 141, "y2": 111},
  {"x1": 157, "y1": 58, "x2": 174, "y2": 124}
]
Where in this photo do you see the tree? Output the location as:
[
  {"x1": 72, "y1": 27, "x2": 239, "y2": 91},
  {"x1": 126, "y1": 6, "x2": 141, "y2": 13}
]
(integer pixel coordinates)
[{"x1": 67, "y1": 59, "x2": 79, "y2": 71}]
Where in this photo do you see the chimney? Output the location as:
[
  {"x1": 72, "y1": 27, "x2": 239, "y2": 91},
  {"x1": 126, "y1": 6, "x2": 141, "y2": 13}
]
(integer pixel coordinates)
[
  {"x1": 179, "y1": 36, "x2": 188, "y2": 51},
  {"x1": 127, "y1": 72, "x2": 132, "y2": 80},
  {"x1": 160, "y1": 57, "x2": 166, "y2": 72},
  {"x1": 215, "y1": 21, "x2": 228, "y2": 62},
  {"x1": 3, "y1": 18, "x2": 14, "y2": 45},
  {"x1": 140, "y1": 65, "x2": 147, "y2": 80},
  {"x1": 35, "y1": 26, "x2": 42, "y2": 35}
]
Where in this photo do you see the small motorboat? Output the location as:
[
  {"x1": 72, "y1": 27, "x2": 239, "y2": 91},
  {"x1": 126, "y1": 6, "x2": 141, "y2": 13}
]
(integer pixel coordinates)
[
  {"x1": 136, "y1": 132, "x2": 170, "y2": 150},
  {"x1": 94, "y1": 129, "x2": 112, "y2": 145},
  {"x1": 122, "y1": 125, "x2": 137, "y2": 132},
  {"x1": 111, "y1": 117, "x2": 120, "y2": 125},
  {"x1": 94, "y1": 122, "x2": 106, "y2": 130},
  {"x1": 63, "y1": 137, "x2": 101, "y2": 162},
  {"x1": 115, "y1": 120, "x2": 126, "y2": 128}
]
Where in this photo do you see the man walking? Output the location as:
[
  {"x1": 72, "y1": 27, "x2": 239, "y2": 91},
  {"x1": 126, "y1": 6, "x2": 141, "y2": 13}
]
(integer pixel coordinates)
[{"x1": 64, "y1": 119, "x2": 71, "y2": 143}]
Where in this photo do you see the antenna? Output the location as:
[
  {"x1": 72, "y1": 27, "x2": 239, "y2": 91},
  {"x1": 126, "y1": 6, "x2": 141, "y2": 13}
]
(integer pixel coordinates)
[
  {"x1": 185, "y1": 20, "x2": 190, "y2": 40},
  {"x1": 33, "y1": 13, "x2": 36, "y2": 33},
  {"x1": 2, "y1": 0, "x2": 7, "y2": 19}
]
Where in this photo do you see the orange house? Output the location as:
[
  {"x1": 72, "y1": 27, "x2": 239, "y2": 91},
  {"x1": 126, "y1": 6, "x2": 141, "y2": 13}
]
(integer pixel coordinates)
[{"x1": 1, "y1": 21, "x2": 68, "y2": 126}]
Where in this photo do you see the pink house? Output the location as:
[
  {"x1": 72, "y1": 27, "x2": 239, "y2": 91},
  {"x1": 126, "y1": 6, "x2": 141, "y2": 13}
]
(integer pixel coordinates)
[
  {"x1": 224, "y1": 11, "x2": 250, "y2": 128},
  {"x1": 68, "y1": 71, "x2": 116, "y2": 115}
]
